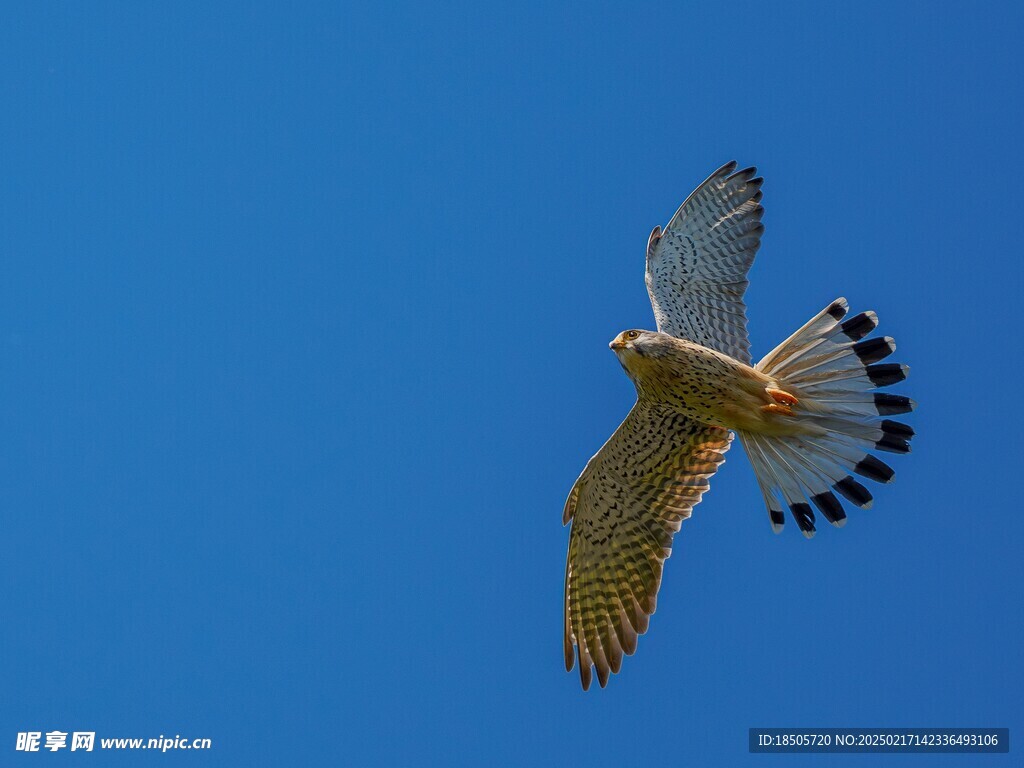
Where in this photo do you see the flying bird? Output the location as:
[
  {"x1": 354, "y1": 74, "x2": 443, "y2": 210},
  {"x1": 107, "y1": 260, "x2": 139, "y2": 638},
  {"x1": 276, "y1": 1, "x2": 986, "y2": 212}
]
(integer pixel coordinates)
[{"x1": 562, "y1": 161, "x2": 915, "y2": 690}]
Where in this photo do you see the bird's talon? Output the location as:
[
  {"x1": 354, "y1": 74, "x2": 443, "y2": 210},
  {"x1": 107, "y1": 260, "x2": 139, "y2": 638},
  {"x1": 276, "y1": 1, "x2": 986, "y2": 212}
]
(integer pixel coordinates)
[{"x1": 766, "y1": 387, "x2": 799, "y2": 405}]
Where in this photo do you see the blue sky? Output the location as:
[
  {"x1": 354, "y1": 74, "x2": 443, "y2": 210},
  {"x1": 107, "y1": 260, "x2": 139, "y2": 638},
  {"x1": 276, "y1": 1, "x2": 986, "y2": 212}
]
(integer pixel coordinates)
[{"x1": 1, "y1": 1, "x2": 1021, "y2": 765}]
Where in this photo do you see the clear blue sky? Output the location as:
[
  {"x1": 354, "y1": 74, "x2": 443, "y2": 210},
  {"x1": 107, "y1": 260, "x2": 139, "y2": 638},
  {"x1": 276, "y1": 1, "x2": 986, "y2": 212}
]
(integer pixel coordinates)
[{"x1": 1, "y1": 1, "x2": 1021, "y2": 765}]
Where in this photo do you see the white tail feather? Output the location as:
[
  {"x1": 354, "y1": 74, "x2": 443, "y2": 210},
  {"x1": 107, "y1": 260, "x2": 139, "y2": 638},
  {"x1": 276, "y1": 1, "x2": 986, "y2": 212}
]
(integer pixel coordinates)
[{"x1": 740, "y1": 299, "x2": 913, "y2": 534}]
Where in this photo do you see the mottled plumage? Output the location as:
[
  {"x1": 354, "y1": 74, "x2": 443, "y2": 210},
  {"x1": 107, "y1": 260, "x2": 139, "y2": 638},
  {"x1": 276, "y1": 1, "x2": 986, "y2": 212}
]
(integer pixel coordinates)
[
  {"x1": 563, "y1": 162, "x2": 915, "y2": 689},
  {"x1": 646, "y1": 164, "x2": 764, "y2": 364}
]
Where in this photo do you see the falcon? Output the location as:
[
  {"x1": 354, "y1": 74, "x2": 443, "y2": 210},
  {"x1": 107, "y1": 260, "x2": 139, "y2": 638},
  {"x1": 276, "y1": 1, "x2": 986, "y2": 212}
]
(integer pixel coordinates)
[{"x1": 563, "y1": 161, "x2": 915, "y2": 689}]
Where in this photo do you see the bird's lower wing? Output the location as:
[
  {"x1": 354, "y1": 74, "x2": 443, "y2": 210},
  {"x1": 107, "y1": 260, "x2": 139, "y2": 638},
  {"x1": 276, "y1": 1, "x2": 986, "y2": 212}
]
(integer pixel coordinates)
[{"x1": 562, "y1": 403, "x2": 732, "y2": 689}]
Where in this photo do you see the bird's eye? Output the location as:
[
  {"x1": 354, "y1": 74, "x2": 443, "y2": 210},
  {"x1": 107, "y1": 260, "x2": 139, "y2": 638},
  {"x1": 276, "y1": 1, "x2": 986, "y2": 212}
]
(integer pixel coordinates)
[{"x1": 625, "y1": 330, "x2": 640, "y2": 340}]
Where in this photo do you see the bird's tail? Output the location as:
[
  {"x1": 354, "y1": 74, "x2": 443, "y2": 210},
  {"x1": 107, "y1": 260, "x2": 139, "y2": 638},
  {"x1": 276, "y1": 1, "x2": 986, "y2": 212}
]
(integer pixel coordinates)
[{"x1": 737, "y1": 298, "x2": 915, "y2": 536}]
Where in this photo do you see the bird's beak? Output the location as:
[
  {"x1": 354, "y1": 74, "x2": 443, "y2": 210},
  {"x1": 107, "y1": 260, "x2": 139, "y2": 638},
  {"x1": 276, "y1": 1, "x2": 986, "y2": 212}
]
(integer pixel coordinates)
[{"x1": 609, "y1": 337, "x2": 626, "y2": 350}]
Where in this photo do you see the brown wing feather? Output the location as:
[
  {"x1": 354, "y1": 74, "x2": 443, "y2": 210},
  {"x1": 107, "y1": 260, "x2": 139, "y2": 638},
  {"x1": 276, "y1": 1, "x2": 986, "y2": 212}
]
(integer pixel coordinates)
[{"x1": 562, "y1": 403, "x2": 732, "y2": 689}]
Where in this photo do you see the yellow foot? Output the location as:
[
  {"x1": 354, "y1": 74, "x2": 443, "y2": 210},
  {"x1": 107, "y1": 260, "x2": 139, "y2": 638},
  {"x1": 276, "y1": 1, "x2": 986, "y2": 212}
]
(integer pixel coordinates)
[
  {"x1": 761, "y1": 403, "x2": 795, "y2": 417},
  {"x1": 766, "y1": 387, "x2": 799, "y2": 406}
]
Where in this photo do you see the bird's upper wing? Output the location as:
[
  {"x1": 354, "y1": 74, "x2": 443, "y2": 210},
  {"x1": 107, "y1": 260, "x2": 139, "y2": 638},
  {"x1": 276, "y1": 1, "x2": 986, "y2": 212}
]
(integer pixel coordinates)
[
  {"x1": 645, "y1": 161, "x2": 764, "y2": 364},
  {"x1": 562, "y1": 402, "x2": 732, "y2": 689}
]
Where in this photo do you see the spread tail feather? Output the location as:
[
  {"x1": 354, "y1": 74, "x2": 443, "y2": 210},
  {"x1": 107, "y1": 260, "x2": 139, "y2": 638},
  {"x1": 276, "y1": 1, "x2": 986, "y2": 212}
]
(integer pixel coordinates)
[{"x1": 740, "y1": 298, "x2": 914, "y2": 535}]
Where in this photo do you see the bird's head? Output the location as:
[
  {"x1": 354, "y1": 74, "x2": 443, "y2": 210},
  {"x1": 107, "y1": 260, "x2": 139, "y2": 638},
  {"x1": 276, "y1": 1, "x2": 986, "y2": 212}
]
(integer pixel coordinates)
[
  {"x1": 609, "y1": 329, "x2": 648, "y2": 352},
  {"x1": 609, "y1": 329, "x2": 679, "y2": 381},
  {"x1": 609, "y1": 329, "x2": 657, "y2": 369}
]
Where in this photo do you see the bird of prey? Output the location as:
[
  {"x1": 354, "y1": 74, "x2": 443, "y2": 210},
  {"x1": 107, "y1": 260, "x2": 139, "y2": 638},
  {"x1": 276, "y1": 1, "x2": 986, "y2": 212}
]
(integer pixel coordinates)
[{"x1": 562, "y1": 161, "x2": 915, "y2": 690}]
